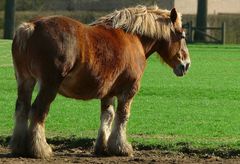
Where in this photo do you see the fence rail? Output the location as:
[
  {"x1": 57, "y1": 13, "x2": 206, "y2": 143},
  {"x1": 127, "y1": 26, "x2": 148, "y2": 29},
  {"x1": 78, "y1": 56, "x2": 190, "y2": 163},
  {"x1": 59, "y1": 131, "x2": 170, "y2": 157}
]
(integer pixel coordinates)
[{"x1": 183, "y1": 22, "x2": 226, "y2": 44}]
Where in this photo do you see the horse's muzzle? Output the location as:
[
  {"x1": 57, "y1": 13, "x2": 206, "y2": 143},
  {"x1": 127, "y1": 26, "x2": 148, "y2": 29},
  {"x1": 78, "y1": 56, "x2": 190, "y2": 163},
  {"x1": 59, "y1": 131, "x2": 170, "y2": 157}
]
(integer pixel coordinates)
[{"x1": 173, "y1": 63, "x2": 190, "y2": 77}]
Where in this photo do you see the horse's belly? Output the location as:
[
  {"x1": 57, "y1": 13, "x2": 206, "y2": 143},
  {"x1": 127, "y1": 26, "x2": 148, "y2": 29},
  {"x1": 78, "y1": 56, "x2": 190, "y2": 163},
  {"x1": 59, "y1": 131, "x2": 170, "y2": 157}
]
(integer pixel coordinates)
[{"x1": 58, "y1": 74, "x2": 110, "y2": 100}]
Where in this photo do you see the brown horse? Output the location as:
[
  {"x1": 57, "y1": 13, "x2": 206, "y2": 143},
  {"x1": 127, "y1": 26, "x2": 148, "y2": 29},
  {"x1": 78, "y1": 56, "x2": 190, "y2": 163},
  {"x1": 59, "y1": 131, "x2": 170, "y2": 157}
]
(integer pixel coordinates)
[{"x1": 11, "y1": 5, "x2": 190, "y2": 158}]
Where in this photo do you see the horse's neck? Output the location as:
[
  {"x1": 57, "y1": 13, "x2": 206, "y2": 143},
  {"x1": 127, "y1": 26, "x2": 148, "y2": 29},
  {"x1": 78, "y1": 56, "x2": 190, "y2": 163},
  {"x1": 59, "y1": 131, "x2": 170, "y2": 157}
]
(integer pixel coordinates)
[{"x1": 139, "y1": 36, "x2": 157, "y2": 59}]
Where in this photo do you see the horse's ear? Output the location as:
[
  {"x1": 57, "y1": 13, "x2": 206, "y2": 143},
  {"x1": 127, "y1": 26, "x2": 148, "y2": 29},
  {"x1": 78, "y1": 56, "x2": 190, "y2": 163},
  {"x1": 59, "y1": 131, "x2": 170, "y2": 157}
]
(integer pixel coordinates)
[{"x1": 170, "y1": 8, "x2": 178, "y2": 23}]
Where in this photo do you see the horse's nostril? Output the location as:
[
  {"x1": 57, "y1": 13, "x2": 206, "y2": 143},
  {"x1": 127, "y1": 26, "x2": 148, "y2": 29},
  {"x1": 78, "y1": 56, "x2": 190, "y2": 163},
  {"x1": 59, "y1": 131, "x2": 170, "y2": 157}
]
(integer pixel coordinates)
[
  {"x1": 180, "y1": 64, "x2": 185, "y2": 71},
  {"x1": 186, "y1": 63, "x2": 190, "y2": 71}
]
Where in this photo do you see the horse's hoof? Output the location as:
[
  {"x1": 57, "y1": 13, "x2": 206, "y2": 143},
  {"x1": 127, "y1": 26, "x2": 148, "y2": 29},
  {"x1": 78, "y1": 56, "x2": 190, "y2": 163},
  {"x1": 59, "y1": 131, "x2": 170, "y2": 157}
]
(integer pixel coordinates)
[
  {"x1": 29, "y1": 142, "x2": 53, "y2": 159},
  {"x1": 108, "y1": 142, "x2": 133, "y2": 156},
  {"x1": 10, "y1": 136, "x2": 29, "y2": 157},
  {"x1": 94, "y1": 147, "x2": 109, "y2": 156},
  {"x1": 11, "y1": 147, "x2": 29, "y2": 157},
  {"x1": 94, "y1": 135, "x2": 111, "y2": 156}
]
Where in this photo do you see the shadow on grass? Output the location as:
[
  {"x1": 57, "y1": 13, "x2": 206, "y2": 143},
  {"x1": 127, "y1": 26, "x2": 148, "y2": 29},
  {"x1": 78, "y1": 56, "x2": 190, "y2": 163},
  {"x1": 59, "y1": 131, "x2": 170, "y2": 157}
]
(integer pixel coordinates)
[
  {"x1": 0, "y1": 136, "x2": 95, "y2": 149},
  {"x1": 1, "y1": 136, "x2": 240, "y2": 158},
  {"x1": 0, "y1": 136, "x2": 11, "y2": 147},
  {"x1": 48, "y1": 136, "x2": 96, "y2": 151}
]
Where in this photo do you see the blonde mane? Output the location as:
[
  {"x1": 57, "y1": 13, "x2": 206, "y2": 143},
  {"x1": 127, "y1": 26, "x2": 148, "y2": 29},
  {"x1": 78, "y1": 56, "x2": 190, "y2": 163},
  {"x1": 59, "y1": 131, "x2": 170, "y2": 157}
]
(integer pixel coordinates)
[{"x1": 91, "y1": 5, "x2": 181, "y2": 40}]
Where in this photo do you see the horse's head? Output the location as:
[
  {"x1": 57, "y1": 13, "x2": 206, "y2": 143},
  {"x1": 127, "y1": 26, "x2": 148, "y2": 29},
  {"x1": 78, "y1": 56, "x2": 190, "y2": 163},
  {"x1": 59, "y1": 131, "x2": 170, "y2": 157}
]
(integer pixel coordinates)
[{"x1": 155, "y1": 8, "x2": 191, "y2": 77}]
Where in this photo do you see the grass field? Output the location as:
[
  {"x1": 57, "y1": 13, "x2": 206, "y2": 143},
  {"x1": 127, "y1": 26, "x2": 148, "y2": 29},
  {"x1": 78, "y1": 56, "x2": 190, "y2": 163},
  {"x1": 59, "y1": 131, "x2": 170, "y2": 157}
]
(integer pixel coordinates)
[{"x1": 1, "y1": 39, "x2": 240, "y2": 155}]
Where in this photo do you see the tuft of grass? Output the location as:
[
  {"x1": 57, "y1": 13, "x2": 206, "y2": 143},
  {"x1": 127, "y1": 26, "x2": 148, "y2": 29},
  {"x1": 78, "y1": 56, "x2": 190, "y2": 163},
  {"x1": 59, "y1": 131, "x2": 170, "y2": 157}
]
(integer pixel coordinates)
[{"x1": 1, "y1": 40, "x2": 240, "y2": 156}]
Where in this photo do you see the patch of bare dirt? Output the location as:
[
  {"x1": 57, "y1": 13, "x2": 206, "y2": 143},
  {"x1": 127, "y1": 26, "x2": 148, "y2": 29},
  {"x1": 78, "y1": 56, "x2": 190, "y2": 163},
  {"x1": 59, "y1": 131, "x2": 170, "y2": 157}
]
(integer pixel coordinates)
[{"x1": 1, "y1": 145, "x2": 240, "y2": 164}]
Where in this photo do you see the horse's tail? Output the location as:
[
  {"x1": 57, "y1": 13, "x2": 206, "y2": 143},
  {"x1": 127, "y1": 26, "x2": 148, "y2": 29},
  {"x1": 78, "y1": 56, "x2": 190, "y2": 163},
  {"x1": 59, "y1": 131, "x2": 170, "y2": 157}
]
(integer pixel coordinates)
[{"x1": 13, "y1": 22, "x2": 35, "y2": 54}]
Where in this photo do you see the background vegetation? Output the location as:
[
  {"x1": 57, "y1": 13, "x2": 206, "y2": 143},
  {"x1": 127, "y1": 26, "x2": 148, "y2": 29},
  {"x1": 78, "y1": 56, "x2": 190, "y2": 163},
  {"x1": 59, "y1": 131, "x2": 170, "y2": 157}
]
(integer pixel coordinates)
[{"x1": 1, "y1": 40, "x2": 240, "y2": 156}]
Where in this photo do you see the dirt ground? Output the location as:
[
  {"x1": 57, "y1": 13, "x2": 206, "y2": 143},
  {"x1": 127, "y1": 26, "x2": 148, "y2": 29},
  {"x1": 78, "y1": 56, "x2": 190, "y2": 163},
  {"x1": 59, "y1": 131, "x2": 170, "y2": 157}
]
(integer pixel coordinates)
[{"x1": 1, "y1": 145, "x2": 240, "y2": 164}]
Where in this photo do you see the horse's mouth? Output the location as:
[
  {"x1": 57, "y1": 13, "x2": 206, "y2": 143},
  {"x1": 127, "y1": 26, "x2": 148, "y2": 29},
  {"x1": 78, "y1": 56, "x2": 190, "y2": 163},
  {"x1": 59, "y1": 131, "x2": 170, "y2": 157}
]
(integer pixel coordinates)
[
  {"x1": 173, "y1": 63, "x2": 190, "y2": 77},
  {"x1": 173, "y1": 69, "x2": 186, "y2": 77}
]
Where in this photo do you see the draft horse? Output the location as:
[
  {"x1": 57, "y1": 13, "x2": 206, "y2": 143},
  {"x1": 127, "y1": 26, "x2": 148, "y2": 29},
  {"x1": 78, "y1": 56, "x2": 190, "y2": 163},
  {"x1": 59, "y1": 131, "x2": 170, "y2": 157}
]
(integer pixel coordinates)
[{"x1": 11, "y1": 5, "x2": 190, "y2": 158}]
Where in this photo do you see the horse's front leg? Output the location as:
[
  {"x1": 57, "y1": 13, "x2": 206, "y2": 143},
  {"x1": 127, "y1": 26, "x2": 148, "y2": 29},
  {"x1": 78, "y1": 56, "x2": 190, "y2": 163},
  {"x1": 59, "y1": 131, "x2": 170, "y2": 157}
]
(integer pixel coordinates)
[
  {"x1": 28, "y1": 84, "x2": 59, "y2": 158},
  {"x1": 107, "y1": 95, "x2": 134, "y2": 156},
  {"x1": 95, "y1": 97, "x2": 115, "y2": 155}
]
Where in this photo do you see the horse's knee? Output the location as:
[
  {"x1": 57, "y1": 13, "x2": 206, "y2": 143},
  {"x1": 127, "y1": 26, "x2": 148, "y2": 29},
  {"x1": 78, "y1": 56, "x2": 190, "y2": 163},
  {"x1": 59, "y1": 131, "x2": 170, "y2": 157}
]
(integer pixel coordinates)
[
  {"x1": 30, "y1": 84, "x2": 59, "y2": 122},
  {"x1": 101, "y1": 98, "x2": 115, "y2": 122},
  {"x1": 101, "y1": 105, "x2": 115, "y2": 124}
]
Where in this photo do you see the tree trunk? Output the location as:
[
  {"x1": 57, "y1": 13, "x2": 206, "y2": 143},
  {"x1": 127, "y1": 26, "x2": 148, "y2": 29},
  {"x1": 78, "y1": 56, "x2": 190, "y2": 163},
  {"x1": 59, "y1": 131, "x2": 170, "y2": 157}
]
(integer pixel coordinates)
[
  {"x1": 194, "y1": 0, "x2": 208, "y2": 42},
  {"x1": 4, "y1": 0, "x2": 16, "y2": 39}
]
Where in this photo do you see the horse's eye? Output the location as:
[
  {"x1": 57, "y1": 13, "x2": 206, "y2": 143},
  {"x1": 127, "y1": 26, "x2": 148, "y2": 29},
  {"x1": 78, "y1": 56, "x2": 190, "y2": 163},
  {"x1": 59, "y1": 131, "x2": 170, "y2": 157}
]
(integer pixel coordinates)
[{"x1": 175, "y1": 30, "x2": 185, "y2": 39}]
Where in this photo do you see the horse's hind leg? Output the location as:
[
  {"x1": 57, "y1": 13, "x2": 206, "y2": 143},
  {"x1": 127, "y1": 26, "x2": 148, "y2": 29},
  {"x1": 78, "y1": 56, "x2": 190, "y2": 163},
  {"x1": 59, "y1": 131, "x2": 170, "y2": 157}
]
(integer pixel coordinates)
[
  {"x1": 10, "y1": 75, "x2": 36, "y2": 156},
  {"x1": 28, "y1": 81, "x2": 59, "y2": 158},
  {"x1": 94, "y1": 97, "x2": 115, "y2": 155},
  {"x1": 107, "y1": 96, "x2": 134, "y2": 156}
]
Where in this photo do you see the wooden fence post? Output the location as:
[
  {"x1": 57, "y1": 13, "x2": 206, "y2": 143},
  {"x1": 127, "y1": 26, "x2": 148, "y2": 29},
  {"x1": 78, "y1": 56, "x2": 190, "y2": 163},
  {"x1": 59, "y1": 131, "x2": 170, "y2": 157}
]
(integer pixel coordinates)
[
  {"x1": 189, "y1": 21, "x2": 193, "y2": 43},
  {"x1": 221, "y1": 22, "x2": 226, "y2": 44},
  {"x1": 3, "y1": 0, "x2": 16, "y2": 39}
]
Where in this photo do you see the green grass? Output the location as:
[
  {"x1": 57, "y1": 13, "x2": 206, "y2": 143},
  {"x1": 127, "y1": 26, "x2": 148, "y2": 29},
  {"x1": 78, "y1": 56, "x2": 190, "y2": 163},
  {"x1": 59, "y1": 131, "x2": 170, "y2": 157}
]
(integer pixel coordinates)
[{"x1": 1, "y1": 39, "x2": 240, "y2": 156}]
